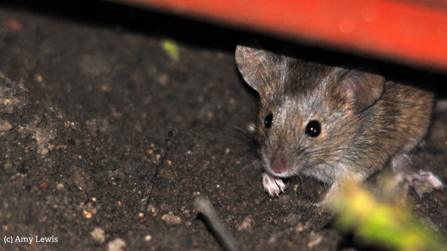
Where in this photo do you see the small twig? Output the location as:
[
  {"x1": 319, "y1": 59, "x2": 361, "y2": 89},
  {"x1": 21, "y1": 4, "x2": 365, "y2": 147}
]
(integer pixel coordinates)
[
  {"x1": 140, "y1": 128, "x2": 178, "y2": 211},
  {"x1": 194, "y1": 195, "x2": 242, "y2": 251}
]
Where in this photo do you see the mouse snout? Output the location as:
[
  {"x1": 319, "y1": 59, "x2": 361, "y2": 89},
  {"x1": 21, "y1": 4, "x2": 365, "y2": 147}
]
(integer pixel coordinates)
[{"x1": 270, "y1": 155, "x2": 291, "y2": 175}]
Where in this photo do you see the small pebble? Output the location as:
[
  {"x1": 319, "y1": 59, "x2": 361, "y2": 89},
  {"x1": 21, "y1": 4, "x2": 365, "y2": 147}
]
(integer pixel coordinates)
[
  {"x1": 90, "y1": 227, "x2": 105, "y2": 243},
  {"x1": 83, "y1": 210, "x2": 92, "y2": 219},
  {"x1": 107, "y1": 238, "x2": 126, "y2": 251},
  {"x1": 161, "y1": 211, "x2": 182, "y2": 225},
  {"x1": 237, "y1": 216, "x2": 254, "y2": 231},
  {"x1": 0, "y1": 121, "x2": 12, "y2": 131}
]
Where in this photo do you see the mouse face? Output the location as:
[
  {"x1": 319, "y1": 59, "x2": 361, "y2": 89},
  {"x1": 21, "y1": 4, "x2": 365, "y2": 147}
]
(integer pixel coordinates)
[
  {"x1": 255, "y1": 62, "x2": 359, "y2": 183},
  {"x1": 236, "y1": 42, "x2": 385, "y2": 184}
]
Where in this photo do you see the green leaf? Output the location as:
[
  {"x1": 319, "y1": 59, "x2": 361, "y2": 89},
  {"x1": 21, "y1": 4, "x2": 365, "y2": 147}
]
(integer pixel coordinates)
[
  {"x1": 332, "y1": 180, "x2": 445, "y2": 251},
  {"x1": 161, "y1": 39, "x2": 180, "y2": 61}
]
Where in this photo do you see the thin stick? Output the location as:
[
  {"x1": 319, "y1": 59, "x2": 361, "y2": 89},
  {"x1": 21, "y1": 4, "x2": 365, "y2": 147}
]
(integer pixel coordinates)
[
  {"x1": 194, "y1": 195, "x2": 242, "y2": 251},
  {"x1": 140, "y1": 128, "x2": 178, "y2": 211}
]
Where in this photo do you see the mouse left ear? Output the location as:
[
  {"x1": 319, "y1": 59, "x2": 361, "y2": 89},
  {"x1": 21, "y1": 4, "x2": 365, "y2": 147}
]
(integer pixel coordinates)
[{"x1": 338, "y1": 68, "x2": 385, "y2": 113}]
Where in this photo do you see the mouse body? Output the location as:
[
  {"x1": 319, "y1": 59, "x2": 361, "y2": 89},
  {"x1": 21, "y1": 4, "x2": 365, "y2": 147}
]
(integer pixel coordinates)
[{"x1": 235, "y1": 42, "x2": 442, "y2": 203}]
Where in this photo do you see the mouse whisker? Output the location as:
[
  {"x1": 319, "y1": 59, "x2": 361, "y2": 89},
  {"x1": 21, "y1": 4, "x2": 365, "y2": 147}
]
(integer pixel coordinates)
[{"x1": 240, "y1": 162, "x2": 260, "y2": 172}]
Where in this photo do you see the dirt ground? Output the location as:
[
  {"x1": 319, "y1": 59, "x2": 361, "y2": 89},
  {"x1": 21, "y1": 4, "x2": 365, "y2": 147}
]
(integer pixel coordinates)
[{"x1": 0, "y1": 1, "x2": 447, "y2": 251}]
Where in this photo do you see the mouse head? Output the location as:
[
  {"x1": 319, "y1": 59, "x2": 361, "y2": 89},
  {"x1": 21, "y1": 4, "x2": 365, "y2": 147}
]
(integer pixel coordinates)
[{"x1": 235, "y1": 42, "x2": 385, "y2": 182}]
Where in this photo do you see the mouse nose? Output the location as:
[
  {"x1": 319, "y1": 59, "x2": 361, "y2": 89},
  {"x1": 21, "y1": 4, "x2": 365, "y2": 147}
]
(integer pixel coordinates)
[{"x1": 270, "y1": 155, "x2": 291, "y2": 175}]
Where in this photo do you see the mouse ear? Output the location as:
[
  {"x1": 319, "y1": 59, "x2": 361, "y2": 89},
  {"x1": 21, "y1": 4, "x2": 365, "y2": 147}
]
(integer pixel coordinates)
[
  {"x1": 338, "y1": 68, "x2": 385, "y2": 113},
  {"x1": 235, "y1": 39, "x2": 281, "y2": 92}
]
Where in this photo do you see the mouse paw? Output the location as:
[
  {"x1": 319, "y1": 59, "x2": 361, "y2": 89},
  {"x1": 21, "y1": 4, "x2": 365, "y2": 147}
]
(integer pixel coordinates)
[
  {"x1": 262, "y1": 173, "x2": 286, "y2": 197},
  {"x1": 392, "y1": 154, "x2": 443, "y2": 197},
  {"x1": 394, "y1": 170, "x2": 443, "y2": 197}
]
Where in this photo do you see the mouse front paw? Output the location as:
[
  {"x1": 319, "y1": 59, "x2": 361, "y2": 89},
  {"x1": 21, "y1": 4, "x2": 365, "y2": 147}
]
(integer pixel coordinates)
[{"x1": 262, "y1": 173, "x2": 286, "y2": 197}]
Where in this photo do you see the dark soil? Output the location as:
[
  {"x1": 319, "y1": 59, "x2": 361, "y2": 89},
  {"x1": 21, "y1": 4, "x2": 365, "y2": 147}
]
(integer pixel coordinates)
[{"x1": 0, "y1": 1, "x2": 446, "y2": 250}]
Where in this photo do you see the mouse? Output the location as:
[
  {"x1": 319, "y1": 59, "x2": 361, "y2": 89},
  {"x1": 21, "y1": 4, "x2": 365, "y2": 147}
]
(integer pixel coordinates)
[{"x1": 235, "y1": 41, "x2": 443, "y2": 204}]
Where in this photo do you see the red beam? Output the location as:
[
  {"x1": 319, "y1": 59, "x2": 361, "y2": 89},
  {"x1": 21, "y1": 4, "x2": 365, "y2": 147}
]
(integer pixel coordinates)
[{"x1": 113, "y1": 0, "x2": 447, "y2": 71}]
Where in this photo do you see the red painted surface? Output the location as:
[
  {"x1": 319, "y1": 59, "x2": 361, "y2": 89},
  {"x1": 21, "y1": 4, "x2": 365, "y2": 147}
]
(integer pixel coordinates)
[{"x1": 113, "y1": 0, "x2": 447, "y2": 71}]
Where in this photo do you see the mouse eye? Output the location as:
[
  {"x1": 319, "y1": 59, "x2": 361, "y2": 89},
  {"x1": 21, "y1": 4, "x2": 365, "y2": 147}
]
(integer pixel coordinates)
[
  {"x1": 264, "y1": 113, "x2": 273, "y2": 129},
  {"x1": 305, "y1": 120, "x2": 321, "y2": 137}
]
